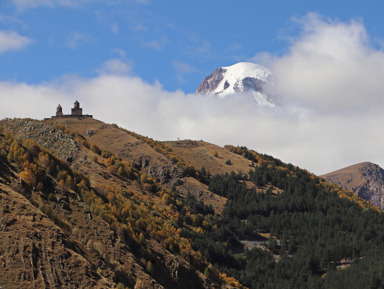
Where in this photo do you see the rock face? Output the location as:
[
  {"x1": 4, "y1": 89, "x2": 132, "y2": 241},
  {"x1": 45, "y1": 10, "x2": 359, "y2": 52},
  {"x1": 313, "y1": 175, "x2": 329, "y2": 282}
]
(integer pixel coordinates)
[
  {"x1": 196, "y1": 68, "x2": 225, "y2": 95},
  {"x1": 196, "y1": 62, "x2": 277, "y2": 107},
  {"x1": 322, "y1": 162, "x2": 384, "y2": 209}
]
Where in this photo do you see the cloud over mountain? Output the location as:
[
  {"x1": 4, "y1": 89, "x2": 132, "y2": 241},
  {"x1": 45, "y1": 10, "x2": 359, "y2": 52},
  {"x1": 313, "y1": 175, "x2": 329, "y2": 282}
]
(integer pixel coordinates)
[
  {"x1": 272, "y1": 13, "x2": 384, "y2": 113},
  {"x1": 2, "y1": 13, "x2": 384, "y2": 175}
]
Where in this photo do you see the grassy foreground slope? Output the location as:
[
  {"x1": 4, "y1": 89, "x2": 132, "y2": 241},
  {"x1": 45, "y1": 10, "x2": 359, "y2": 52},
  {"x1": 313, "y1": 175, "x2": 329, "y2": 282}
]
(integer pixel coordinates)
[
  {"x1": 1, "y1": 117, "x2": 383, "y2": 289},
  {"x1": 0, "y1": 118, "x2": 243, "y2": 289}
]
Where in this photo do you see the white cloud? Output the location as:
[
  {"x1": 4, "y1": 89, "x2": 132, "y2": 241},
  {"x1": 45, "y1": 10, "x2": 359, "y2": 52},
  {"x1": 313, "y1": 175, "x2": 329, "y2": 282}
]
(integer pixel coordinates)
[
  {"x1": 272, "y1": 13, "x2": 384, "y2": 113},
  {"x1": 96, "y1": 59, "x2": 133, "y2": 75},
  {"x1": 172, "y1": 61, "x2": 196, "y2": 83},
  {"x1": 0, "y1": 81, "x2": 69, "y2": 118},
  {"x1": 0, "y1": 30, "x2": 31, "y2": 54},
  {"x1": 2, "y1": 13, "x2": 384, "y2": 176},
  {"x1": 250, "y1": 52, "x2": 277, "y2": 69},
  {"x1": 12, "y1": 0, "x2": 94, "y2": 10}
]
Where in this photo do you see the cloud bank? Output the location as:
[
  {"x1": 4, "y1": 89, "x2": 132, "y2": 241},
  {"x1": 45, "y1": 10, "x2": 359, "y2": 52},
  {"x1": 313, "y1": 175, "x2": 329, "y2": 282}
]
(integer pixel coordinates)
[
  {"x1": 272, "y1": 13, "x2": 384, "y2": 113},
  {"x1": 2, "y1": 13, "x2": 384, "y2": 175}
]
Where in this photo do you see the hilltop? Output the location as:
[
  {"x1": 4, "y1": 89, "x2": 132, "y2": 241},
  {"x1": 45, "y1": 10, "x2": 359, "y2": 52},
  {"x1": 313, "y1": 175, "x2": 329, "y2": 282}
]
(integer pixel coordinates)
[
  {"x1": 322, "y1": 162, "x2": 384, "y2": 209},
  {"x1": 1, "y1": 116, "x2": 384, "y2": 288}
]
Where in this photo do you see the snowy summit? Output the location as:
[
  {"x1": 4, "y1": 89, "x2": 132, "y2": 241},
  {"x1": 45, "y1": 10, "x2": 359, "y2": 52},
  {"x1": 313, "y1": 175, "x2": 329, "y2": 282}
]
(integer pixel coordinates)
[{"x1": 196, "y1": 62, "x2": 277, "y2": 107}]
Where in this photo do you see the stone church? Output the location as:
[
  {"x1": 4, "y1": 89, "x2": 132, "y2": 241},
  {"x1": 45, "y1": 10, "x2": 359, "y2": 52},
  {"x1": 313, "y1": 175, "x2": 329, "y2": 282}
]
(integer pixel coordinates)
[{"x1": 51, "y1": 101, "x2": 93, "y2": 119}]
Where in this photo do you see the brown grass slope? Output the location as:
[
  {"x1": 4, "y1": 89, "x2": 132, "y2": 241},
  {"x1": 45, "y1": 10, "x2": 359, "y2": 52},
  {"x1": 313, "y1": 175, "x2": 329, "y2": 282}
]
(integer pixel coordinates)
[
  {"x1": 46, "y1": 117, "x2": 254, "y2": 214},
  {"x1": 0, "y1": 141, "x2": 115, "y2": 288},
  {"x1": 321, "y1": 162, "x2": 384, "y2": 209},
  {"x1": 1, "y1": 118, "x2": 244, "y2": 289}
]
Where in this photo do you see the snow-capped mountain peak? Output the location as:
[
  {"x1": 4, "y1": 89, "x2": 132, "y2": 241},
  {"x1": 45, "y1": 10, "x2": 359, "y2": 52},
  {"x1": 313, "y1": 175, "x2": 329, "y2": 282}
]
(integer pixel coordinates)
[{"x1": 196, "y1": 62, "x2": 277, "y2": 107}]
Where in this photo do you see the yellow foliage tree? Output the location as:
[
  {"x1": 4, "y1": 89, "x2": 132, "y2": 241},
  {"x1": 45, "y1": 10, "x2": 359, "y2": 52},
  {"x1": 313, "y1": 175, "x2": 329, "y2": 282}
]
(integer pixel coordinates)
[{"x1": 20, "y1": 169, "x2": 36, "y2": 187}]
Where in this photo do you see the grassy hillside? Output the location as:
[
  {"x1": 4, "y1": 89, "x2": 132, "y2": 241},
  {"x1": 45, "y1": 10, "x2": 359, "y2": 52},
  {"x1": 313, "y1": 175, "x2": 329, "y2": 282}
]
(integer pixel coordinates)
[
  {"x1": 1, "y1": 117, "x2": 383, "y2": 288},
  {"x1": 0, "y1": 118, "x2": 240, "y2": 288}
]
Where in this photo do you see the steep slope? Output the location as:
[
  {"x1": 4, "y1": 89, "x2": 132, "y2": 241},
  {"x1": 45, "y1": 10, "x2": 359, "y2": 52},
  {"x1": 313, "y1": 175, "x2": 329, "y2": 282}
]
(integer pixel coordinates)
[
  {"x1": 321, "y1": 162, "x2": 384, "y2": 209},
  {"x1": 0, "y1": 118, "x2": 242, "y2": 289},
  {"x1": 0, "y1": 133, "x2": 115, "y2": 288},
  {"x1": 196, "y1": 62, "x2": 277, "y2": 106}
]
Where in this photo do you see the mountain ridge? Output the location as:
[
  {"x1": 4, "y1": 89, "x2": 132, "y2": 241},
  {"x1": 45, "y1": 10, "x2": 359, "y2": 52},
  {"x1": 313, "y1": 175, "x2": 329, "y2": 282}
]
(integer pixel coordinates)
[{"x1": 322, "y1": 161, "x2": 384, "y2": 209}]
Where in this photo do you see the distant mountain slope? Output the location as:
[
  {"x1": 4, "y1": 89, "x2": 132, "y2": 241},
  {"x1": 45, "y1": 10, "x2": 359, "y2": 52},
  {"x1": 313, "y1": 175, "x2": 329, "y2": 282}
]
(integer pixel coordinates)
[
  {"x1": 196, "y1": 62, "x2": 277, "y2": 107},
  {"x1": 321, "y1": 162, "x2": 384, "y2": 209}
]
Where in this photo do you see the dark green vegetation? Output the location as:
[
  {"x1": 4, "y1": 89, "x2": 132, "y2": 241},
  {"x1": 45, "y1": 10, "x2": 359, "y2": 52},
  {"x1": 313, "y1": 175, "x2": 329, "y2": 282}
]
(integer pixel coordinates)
[{"x1": 185, "y1": 146, "x2": 384, "y2": 289}]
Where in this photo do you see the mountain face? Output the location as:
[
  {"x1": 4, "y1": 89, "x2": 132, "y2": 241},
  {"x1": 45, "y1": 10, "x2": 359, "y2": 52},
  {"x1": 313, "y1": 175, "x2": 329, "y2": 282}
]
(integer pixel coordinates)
[
  {"x1": 196, "y1": 62, "x2": 277, "y2": 107},
  {"x1": 321, "y1": 162, "x2": 384, "y2": 209}
]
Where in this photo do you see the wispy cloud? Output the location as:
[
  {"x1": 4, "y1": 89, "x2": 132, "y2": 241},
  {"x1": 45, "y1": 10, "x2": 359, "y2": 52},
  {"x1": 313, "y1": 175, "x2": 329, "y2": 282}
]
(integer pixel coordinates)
[
  {"x1": 96, "y1": 59, "x2": 133, "y2": 75},
  {"x1": 185, "y1": 36, "x2": 213, "y2": 58},
  {"x1": 111, "y1": 22, "x2": 119, "y2": 35},
  {"x1": 67, "y1": 31, "x2": 89, "y2": 49},
  {"x1": 132, "y1": 0, "x2": 150, "y2": 4},
  {"x1": 228, "y1": 43, "x2": 243, "y2": 52},
  {"x1": 140, "y1": 35, "x2": 168, "y2": 50},
  {"x1": 12, "y1": 0, "x2": 95, "y2": 10},
  {"x1": 111, "y1": 48, "x2": 127, "y2": 58},
  {"x1": 172, "y1": 61, "x2": 196, "y2": 83},
  {"x1": 129, "y1": 23, "x2": 147, "y2": 32},
  {"x1": 0, "y1": 30, "x2": 31, "y2": 53}
]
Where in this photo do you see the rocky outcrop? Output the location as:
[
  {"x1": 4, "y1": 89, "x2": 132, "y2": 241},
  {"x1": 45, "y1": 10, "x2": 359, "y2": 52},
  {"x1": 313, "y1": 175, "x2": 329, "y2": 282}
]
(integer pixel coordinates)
[
  {"x1": 240, "y1": 77, "x2": 264, "y2": 93},
  {"x1": 148, "y1": 163, "x2": 184, "y2": 185},
  {"x1": 322, "y1": 162, "x2": 384, "y2": 209},
  {"x1": 196, "y1": 68, "x2": 225, "y2": 95},
  {"x1": 2, "y1": 119, "x2": 80, "y2": 161}
]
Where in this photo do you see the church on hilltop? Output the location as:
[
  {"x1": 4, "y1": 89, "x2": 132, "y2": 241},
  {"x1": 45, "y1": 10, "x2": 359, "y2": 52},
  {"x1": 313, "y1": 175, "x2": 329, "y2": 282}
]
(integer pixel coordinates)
[{"x1": 50, "y1": 101, "x2": 93, "y2": 119}]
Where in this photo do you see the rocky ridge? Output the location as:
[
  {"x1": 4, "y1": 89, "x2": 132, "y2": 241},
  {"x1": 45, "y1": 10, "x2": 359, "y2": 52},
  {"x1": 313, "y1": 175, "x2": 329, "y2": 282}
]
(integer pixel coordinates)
[{"x1": 322, "y1": 162, "x2": 384, "y2": 209}]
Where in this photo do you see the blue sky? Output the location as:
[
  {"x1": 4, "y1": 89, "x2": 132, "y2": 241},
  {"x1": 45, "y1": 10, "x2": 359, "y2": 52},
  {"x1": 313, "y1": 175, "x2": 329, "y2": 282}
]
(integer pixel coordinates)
[
  {"x1": 2, "y1": 0, "x2": 384, "y2": 92},
  {"x1": 2, "y1": 0, "x2": 384, "y2": 174}
]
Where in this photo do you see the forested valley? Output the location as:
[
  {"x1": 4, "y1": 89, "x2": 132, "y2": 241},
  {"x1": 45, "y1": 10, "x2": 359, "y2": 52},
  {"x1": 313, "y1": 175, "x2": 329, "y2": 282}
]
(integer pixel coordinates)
[{"x1": 184, "y1": 146, "x2": 384, "y2": 289}]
